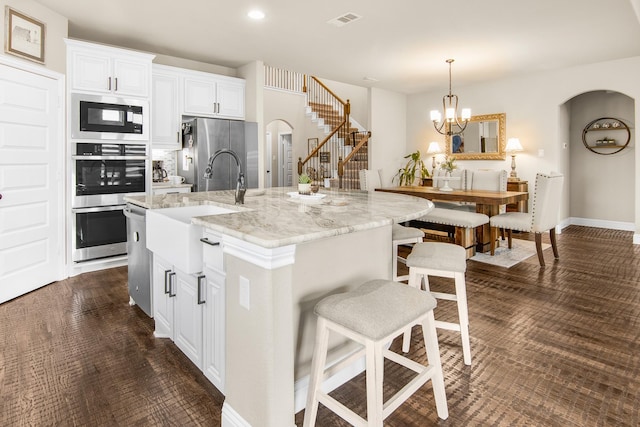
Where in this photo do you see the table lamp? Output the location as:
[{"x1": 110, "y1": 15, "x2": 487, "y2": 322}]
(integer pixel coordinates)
[
  {"x1": 505, "y1": 137, "x2": 524, "y2": 181},
  {"x1": 427, "y1": 141, "x2": 442, "y2": 176}
]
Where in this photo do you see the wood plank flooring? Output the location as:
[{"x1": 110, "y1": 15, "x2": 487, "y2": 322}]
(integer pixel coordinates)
[{"x1": 1, "y1": 225, "x2": 639, "y2": 426}]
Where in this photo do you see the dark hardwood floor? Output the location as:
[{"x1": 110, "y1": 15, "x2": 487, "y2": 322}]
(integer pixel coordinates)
[{"x1": 1, "y1": 226, "x2": 639, "y2": 426}]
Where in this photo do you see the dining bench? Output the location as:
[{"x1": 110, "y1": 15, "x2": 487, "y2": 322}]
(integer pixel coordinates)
[{"x1": 409, "y1": 208, "x2": 489, "y2": 258}]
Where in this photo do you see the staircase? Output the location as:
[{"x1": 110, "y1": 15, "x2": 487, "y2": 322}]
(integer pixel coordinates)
[
  {"x1": 264, "y1": 65, "x2": 372, "y2": 190},
  {"x1": 299, "y1": 77, "x2": 371, "y2": 190}
]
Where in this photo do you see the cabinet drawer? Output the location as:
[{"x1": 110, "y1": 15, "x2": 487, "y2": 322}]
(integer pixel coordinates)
[{"x1": 202, "y1": 230, "x2": 223, "y2": 271}]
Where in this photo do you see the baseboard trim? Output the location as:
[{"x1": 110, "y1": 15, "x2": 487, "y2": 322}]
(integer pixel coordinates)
[
  {"x1": 568, "y1": 217, "x2": 635, "y2": 232},
  {"x1": 221, "y1": 403, "x2": 252, "y2": 427}
]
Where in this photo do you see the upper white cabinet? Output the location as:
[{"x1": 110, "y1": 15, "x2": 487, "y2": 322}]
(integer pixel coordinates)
[
  {"x1": 183, "y1": 73, "x2": 245, "y2": 119},
  {"x1": 152, "y1": 65, "x2": 181, "y2": 148},
  {"x1": 65, "y1": 39, "x2": 154, "y2": 97},
  {"x1": 151, "y1": 65, "x2": 246, "y2": 149}
]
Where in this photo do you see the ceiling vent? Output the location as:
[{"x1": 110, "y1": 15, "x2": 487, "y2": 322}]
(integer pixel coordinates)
[{"x1": 327, "y1": 12, "x2": 362, "y2": 27}]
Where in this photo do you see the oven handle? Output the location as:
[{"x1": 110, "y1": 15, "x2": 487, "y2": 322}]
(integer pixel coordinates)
[
  {"x1": 72, "y1": 205, "x2": 126, "y2": 213},
  {"x1": 72, "y1": 155, "x2": 147, "y2": 161}
]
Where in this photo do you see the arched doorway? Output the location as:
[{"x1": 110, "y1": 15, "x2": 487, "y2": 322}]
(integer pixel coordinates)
[
  {"x1": 565, "y1": 90, "x2": 635, "y2": 230},
  {"x1": 265, "y1": 119, "x2": 293, "y2": 188}
]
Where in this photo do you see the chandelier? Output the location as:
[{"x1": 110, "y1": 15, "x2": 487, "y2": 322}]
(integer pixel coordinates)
[{"x1": 430, "y1": 59, "x2": 470, "y2": 136}]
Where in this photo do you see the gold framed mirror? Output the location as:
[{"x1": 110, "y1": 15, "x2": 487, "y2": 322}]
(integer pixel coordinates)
[{"x1": 446, "y1": 113, "x2": 506, "y2": 160}]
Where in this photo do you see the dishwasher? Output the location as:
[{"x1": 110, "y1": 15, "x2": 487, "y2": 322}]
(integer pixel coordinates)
[{"x1": 124, "y1": 203, "x2": 152, "y2": 317}]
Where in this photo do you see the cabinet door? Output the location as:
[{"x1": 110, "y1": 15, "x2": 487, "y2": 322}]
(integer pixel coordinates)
[
  {"x1": 113, "y1": 58, "x2": 150, "y2": 97},
  {"x1": 70, "y1": 51, "x2": 111, "y2": 93},
  {"x1": 152, "y1": 255, "x2": 175, "y2": 339},
  {"x1": 183, "y1": 76, "x2": 216, "y2": 116},
  {"x1": 151, "y1": 71, "x2": 181, "y2": 148},
  {"x1": 174, "y1": 271, "x2": 204, "y2": 370},
  {"x1": 216, "y1": 80, "x2": 245, "y2": 119},
  {"x1": 203, "y1": 266, "x2": 225, "y2": 392}
]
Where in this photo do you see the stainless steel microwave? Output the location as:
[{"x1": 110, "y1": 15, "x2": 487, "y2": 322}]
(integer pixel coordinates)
[{"x1": 71, "y1": 93, "x2": 148, "y2": 141}]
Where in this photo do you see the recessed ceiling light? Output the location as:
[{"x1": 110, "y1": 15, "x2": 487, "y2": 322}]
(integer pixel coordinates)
[
  {"x1": 248, "y1": 10, "x2": 265, "y2": 20},
  {"x1": 363, "y1": 77, "x2": 378, "y2": 82}
]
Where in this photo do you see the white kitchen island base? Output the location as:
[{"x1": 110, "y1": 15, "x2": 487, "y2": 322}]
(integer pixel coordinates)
[{"x1": 221, "y1": 225, "x2": 391, "y2": 427}]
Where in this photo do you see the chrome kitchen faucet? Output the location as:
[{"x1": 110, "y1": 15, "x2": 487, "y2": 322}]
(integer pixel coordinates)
[{"x1": 204, "y1": 149, "x2": 246, "y2": 205}]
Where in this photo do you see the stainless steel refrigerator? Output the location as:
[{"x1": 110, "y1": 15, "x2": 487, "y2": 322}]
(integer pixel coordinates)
[{"x1": 178, "y1": 117, "x2": 258, "y2": 191}]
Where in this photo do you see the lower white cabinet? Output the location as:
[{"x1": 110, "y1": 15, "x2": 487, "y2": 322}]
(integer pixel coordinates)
[
  {"x1": 152, "y1": 255, "x2": 175, "y2": 339},
  {"x1": 202, "y1": 265, "x2": 225, "y2": 390},
  {"x1": 151, "y1": 231, "x2": 225, "y2": 392},
  {"x1": 151, "y1": 186, "x2": 191, "y2": 195},
  {"x1": 174, "y1": 271, "x2": 205, "y2": 369}
]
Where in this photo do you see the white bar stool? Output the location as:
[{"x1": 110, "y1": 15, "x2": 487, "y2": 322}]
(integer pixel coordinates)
[
  {"x1": 402, "y1": 242, "x2": 471, "y2": 365},
  {"x1": 303, "y1": 279, "x2": 448, "y2": 427},
  {"x1": 392, "y1": 224, "x2": 425, "y2": 282}
]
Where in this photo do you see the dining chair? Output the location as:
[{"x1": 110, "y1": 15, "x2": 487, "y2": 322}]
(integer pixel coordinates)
[{"x1": 489, "y1": 172, "x2": 564, "y2": 266}]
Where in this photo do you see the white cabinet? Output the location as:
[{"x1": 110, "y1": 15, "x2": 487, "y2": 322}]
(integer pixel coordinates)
[
  {"x1": 151, "y1": 186, "x2": 191, "y2": 195},
  {"x1": 66, "y1": 38, "x2": 154, "y2": 97},
  {"x1": 152, "y1": 255, "x2": 175, "y2": 339},
  {"x1": 183, "y1": 73, "x2": 245, "y2": 119},
  {"x1": 202, "y1": 230, "x2": 225, "y2": 391},
  {"x1": 150, "y1": 229, "x2": 225, "y2": 392},
  {"x1": 151, "y1": 65, "x2": 181, "y2": 149},
  {"x1": 151, "y1": 65, "x2": 245, "y2": 149},
  {"x1": 174, "y1": 272, "x2": 205, "y2": 369}
]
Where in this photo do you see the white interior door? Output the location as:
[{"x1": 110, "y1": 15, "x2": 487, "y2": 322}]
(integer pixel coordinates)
[
  {"x1": 265, "y1": 131, "x2": 272, "y2": 188},
  {"x1": 0, "y1": 60, "x2": 64, "y2": 303},
  {"x1": 279, "y1": 133, "x2": 292, "y2": 187}
]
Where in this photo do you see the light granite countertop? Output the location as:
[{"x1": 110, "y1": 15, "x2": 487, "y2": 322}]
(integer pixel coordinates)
[{"x1": 125, "y1": 187, "x2": 433, "y2": 248}]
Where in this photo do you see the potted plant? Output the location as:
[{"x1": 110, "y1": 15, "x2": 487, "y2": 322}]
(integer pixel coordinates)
[
  {"x1": 394, "y1": 150, "x2": 430, "y2": 186},
  {"x1": 298, "y1": 173, "x2": 312, "y2": 194}
]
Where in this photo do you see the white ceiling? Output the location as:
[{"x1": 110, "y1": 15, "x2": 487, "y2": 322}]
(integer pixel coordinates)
[{"x1": 35, "y1": 0, "x2": 640, "y2": 94}]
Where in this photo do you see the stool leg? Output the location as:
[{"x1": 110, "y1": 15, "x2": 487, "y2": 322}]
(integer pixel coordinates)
[
  {"x1": 454, "y1": 272, "x2": 472, "y2": 365},
  {"x1": 392, "y1": 241, "x2": 399, "y2": 281},
  {"x1": 402, "y1": 269, "x2": 421, "y2": 353},
  {"x1": 421, "y1": 310, "x2": 449, "y2": 420},
  {"x1": 365, "y1": 340, "x2": 384, "y2": 426},
  {"x1": 303, "y1": 317, "x2": 330, "y2": 427}
]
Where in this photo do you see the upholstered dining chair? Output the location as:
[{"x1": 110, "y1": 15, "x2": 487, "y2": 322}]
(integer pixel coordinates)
[{"x1": 489, "y1": 172, "x2": 564, "y2": 266}]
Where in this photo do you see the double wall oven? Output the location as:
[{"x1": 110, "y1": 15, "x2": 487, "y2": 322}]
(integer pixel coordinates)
[
  {"x1": 71, "y1": 142, "x2": 146, "y2": 262},
  {"x1": 70, "y1": 93, "x2": 149, "y2": 263}
]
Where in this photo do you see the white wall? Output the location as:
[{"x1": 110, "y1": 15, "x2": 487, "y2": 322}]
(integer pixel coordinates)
[
  {"x1": 369, "y1": 87, "x2": 408, "y2": 186},
  {"x1": 406, "y1": 56, "x2": 640, "y2": 238}
]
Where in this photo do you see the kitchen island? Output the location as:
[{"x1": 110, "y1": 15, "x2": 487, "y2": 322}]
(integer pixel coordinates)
[{"x1": 126, "y1": 187, "x2": 433, "y2": 427}]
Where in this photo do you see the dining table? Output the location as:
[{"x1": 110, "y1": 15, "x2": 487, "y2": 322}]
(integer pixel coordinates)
[{"x1": 376, "y1": 186, "x2": 530, "y2": 253}]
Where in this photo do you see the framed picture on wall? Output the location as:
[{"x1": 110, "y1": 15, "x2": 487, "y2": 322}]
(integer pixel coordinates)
[
  {"x1": 4, "y1": 7, "x2": 45, "y2": 64},
  {"x1": 308, "y1": 138, "x2": 318, "y2": 157}
]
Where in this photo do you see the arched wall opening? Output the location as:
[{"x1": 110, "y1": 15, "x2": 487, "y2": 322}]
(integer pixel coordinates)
[
  {"x1": 265, "y1": 119, "x2": 294, "y2": 188},
  {"x1": 564, "y1": 90, "x2": 635, "y2": 229}
]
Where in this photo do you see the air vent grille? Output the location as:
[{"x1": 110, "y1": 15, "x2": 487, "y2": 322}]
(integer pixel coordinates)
[{"x1": 327, "y1": 12, "x2": 362, "y2": 27}]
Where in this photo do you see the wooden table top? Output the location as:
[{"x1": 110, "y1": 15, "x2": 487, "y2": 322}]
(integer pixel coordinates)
[{"x1": 376, "y1": 186, "x2": 529, "y2": 206}]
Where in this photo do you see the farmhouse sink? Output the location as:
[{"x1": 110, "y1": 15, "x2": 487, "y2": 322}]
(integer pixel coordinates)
[{"x1": 146, "y1": 204, "x2": 236, "y2": 273}]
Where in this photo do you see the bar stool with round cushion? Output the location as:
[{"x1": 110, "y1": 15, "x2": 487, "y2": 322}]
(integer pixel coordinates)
[
  {"x1": 392, "y1": 224, "x2": 425, "y2": 282},
  {"x1": 303, "y1": 279, "x2": 449, "y2": 426},
  {"x1": 401, "y1": 242, "x2": 471, "y2": 365}
]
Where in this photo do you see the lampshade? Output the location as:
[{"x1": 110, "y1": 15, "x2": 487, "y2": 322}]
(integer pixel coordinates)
[
  {"x1": 506, "y1": 137, "x2": 523, "y2": 152},
  {"x1": 427, "y1": 141, "x2": 441, "y2": 154}
]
